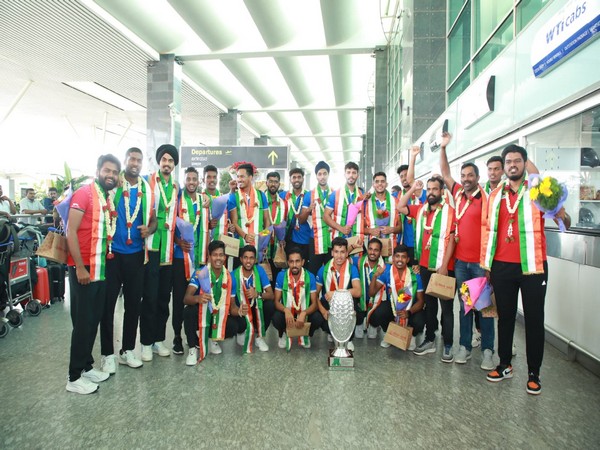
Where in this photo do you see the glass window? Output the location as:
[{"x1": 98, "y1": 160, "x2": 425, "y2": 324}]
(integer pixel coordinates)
[
  {"x1": 473, "y1": 15, "x2": 514, "y2": 78},
  {"x1": 474, "y1": 0, "x2": 513, "y2": 51},
  {"x1": 447, "y1": 69, "x2": 470, "y2": 105},
  {"x1": 448, "y1": 2, "x2": 471, "y2": 84},
  {"x1": 516, "y1": 0, "x2": 549, "y2": 33},
  {"x1": 448, "y1": 0, "x2": 468, "y2": 28}
]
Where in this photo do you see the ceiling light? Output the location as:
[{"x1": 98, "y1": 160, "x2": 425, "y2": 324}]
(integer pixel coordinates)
[{"x1": 62, "y1": 81, "x2": 145, "y2": 111}]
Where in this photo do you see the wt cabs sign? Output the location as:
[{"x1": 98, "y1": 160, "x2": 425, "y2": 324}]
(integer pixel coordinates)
[
  {"x1": 180, "y1": 146, "x2": 289, "y2": 171},
  {"x1": 531, "y1": 0, "x2": 600, "y2": 77}
]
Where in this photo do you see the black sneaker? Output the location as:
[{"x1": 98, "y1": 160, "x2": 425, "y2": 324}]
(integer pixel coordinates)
[
  {"x1": 526, "y1": 372, "x2": 541, "y2": 395},
  {"x1": 172, "y1": 336, "x2": 184, "y2": 355}
]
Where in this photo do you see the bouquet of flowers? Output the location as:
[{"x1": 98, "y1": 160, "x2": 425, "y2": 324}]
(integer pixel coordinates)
[
  {"x1": 395, "y1": 287, "x2": 412, "y2": 323},
  {"x1": 257, "y1": 227, "x2": 273, "y2": 262},
  {"x1": 210, "y1": 194, "x2": 229, "y2": 221},
  {"x1": 375, "y1": 208, "x2": 390, "y2": 227},
  {"x1": 273, "y1": 222, "x2": 287, "y2": 241},
  {"x1": 346, "y1": 200, "x2": 364, "y2": 226},
  {"x1": 176, "y1": 217, "x2": 195, "y2": 264},
  {"x1": 460, "y1": 277, "x2": 492, "y2": 314},
  {"x1": 229, "y1": 161, "x2": 258, "y2": 176},
  {"x1": 197, "y1": 267, "x2": 213, "y2": 313},
  {"x1": 528, "y1": 174, "x2": 568, "y2": 231}
]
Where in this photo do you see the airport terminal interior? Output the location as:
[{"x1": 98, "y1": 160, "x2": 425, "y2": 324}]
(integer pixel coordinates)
[{"x1": 2, "y1": 1, "x2": 600, "y2": 448}]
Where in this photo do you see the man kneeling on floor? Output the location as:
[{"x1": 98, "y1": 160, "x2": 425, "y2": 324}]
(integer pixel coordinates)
[
  {"x1": 183, "y1": 240, "x2": 247, "y2": 366},
  {"x1": 368, "y1": 244, "x2": 426, "y2": 351}
]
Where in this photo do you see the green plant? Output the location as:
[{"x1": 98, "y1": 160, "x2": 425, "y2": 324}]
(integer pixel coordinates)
[
  {"x1": 219, "y1": 170, "x2": 232, "y2": 194},
  {"x1": 51, "y1": 162, "x2": 89, "y2": 194}
]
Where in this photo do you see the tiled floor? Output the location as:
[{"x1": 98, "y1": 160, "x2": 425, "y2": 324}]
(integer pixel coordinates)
[{"x1": 1, "y1": 287, "x2": 599, "y2": 449}]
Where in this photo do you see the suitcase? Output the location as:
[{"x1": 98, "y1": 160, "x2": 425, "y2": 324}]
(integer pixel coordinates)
[
  {"x1": 33, "y1": 267, "x2": 50, "y2": 306},
  {"x1": 47, "y1": 263, "x2": 65, "y2": 303}
]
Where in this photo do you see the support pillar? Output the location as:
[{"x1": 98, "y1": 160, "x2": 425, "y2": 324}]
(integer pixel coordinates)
[
  {"x1": 219, "y1": 109, "x2": 240, "y2": 146},
  {"x1": 373, "y1": 46, "x2": 388, "y2": 174}
]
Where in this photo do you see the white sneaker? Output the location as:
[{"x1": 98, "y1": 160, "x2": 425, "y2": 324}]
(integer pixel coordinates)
[
  {"x1": 327, "y1": 334, "x2": 333, "y2": 343},
  {"x1": 414, "y1": 332, "x2": 425, "y2": 348},
  {"x1": 278, "y1": 334, "x2": 287, "y2": 349},
  {"x1": 408, "y1": 338, "x2": 417, "y2": 351},
  {"x1": 186, "y1": 347, "x2": 198, "y2": 366},
  {"x1": 347, "y1": 341, "x2": 355, "y2": 351},
  {"x1": 82, "y1": 368, "x2": 109, "y2": 383},
  {"x1": 66, "y1": 377, "x2": 98, "y2": 395},
  {"x1": 100, "y1": 354, "x2": 116, "y2": 374},
  {"x1": 255, "y1": 336, "x2": 269, "y2": 352},
  {"x1": 152, "y1": 341, "x2": 171, "y2": 357},
  {"x1": 455, "y1": 345, "x2": 472, "y2": 364},
  {"x1": 141, "y1": 345, "x2": 153, "y2": 362},
  {"x1": 300, "y1": 337, "x2": 311, "y2": 349},
  {"x1": 380, "y1": 339, "x2": 391, "y2": 348},
  {"x1": 481, "y1": 349, "x2": 495, "y2": 370},
  {"x1": 354, "y1": 325, "x2": 364, "y2": 339},
  {"x1": 236, "y1": 332, "x2": 245, "y2": 346},
  {"x1": 472, "y1": 331, "x2": 481, "y2": 348},
  {"x1": 367, "y1": 326, "x2": 378, "y2": 339},
  {"x1": 119, "y1": 350, "x2": 143, "y2": 368},
  {"x1": 209, "y1": 340, "x2": 222, "y2": 355}
]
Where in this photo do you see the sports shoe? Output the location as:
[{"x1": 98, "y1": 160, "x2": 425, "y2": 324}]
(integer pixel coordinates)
[
  {"x1": 413, "y1": 340, "x2": 435, "y2": 356},
  {"x1": 100, "y1": 354, "x2": 116, "y2": 374},
  {"x1": 119, "y1": 350, "x2": 143, "y2": 368},
  {"x1": 152, "y1": 341, "x2": 171, "y2": 357},
  {"x1": 209, "y1": 340, "x2": 222, "y2": 355},
  {"x1": 141, "y1": 345, "x2": 153, "y2": 362},
  {"x1": 255, "y1": 336, "x2": 269, "y2": 352},
  {"x1": 526, "y1": 372, "x2": 542, "y2": 395},
  {"x1": 66, "y1": 377, "x2": 98, "y2": 395},
  {"x1": 441, "y1": 345, "x2": 454, "y2": 363},
  {"x1": 480, "y1": 349, "x2": 495, "y2": 370},
  {"x1": 300, "y1": 337, "x2": 311, "y2": 349},
  {"x1": 512, "y1": 344, "x2": 517, "y2": 356},
  {"x1": 486, "y1": 365, "x2": 513, "y2": 382},
  {"x1": 172, "y1": 336, "x2": 184, "y2": 355},
  {"x1": 408, "y1": 338, "x2": 416, "y2": 351},
  {"x1": 454, "y1": 346, "x2": 471, "y2": 364},
  {"x1": 472, "y1": 331, "x2": 481, "y2": 348},
  {"x1": 278, "y1": 334, "x2": 287, "y2": 349},
  {"x1": 367, "y1": 326, "x2": 378, "y2": 339},
  {"x1": 380, "y1": 339, "x2": 391, "y2": 348},
  {"x1": 413, "y1": 332, "x2": 425, "y2": 348},
  {"x1": 82, "y1": 368, "x2": 110, "y2": 383},
  {"x1": 347, "y1": 341, "x2": 355, "y2": 351},
  {"x1": 327, "y1": 334, "x2": 333, "y2": 343},
  {"x1": 186, "y1": 347, "x2": 199, "y2": 366},
  {"x1": 354, "y1": 325, "x2": 364, "y2": 339},
  {"x1": 236, "y1": 333, "x2": 245, "y2": 346}
]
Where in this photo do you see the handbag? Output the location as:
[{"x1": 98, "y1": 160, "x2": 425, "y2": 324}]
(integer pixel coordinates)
[
  {"x1": 259, "y1": 261, "x2": 273, "y2": 281},
  {"x1": 36, "y1": 231, "x2": 68, "y2": 264},
  {"x1": 273, "y1": 245, "x2": 288, "y2": 268}
]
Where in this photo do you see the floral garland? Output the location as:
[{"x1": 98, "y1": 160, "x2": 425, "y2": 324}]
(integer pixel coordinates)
[
  {"x1": 288, "y1": 268, "x2": 305, "y2": 314},
  {"x1": 209, "y1": 264, "x2": 229, "y2": 315},
  {"x1": 181, "y1": 191, "x2": 201, "y2": 232},
  {"x1": 423, "y1": 203, "x2": 442, "y2": 250},
  {"x1": 156, "y1": 174, "x2": 177, "y2": 230},
  {"x1": 94, "y1": 181, "x2": 117, "y2": 259},
  {"x1": 504, "y1": 181, "x2": 527, "y2": 243},
  {"x1": 122, "y1": 175, "x2": 143, "y2": 245},
  {"x1": 453, "y1": 186, "x2": 480, "y2": 243}
]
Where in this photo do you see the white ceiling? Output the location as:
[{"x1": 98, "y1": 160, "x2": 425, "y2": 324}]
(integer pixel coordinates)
[{"x1": 0, "y1": 0, "x2": 398, "y2": 176}]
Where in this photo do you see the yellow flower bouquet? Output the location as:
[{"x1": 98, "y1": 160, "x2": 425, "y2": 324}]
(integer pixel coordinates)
[{"x1": 528, "y1": 174, "x2": 568, "y2": 231}]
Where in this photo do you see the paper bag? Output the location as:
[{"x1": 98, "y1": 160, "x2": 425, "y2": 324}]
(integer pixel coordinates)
[
  {"x1": 480, "y1": 292, "x2": 498, "y2": 318},
  {"x1": 273, "y1": 245, "x2": 288, "y2": 268},
  {"x1": 346, "y1": 235, "x2": 364, "y2": 255},
  {"x1": 219, "y1": 233, "x2": 240, "y2": 257},
  {"x1": 259, "y1": 261, "x2": 273, "y2": 281},
  {"x1": 383, "y1": 322, "x2": 413, "y2": 350},
  {"x1": 286, "y1": 322, "x2": 310, "y2": 337},
  {"x1": 380, "y1": 237, "x2": 393, "y2": 257},
  {"x1": 425, "y1": 273, "x2": 456, "y2": 300},
  {"x1": 36, "y1": 231, "x2": 68, "y2": 264}
]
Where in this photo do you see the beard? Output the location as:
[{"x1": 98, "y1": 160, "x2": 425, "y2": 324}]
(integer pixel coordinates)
[{"x1": 427, "y1": 195, "x2": 441, "y2": 205}]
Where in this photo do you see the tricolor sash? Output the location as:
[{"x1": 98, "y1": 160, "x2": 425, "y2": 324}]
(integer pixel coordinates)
[
  {"x1": 330, "y1": 186, "x2": 364, "y2": 239},
  {"x1": 233, "y1": 266, "x2": 265, "y2": 353},
  {"x1": 86, "y1": 182, "x2": 111, "y2": 282},
  {"x1": 364, "y1": 192, "x2": 401, "y2": 249},
  {"x1": 309, "y1": 186, "x2": 331, "y2": 254},
  {"x1": 281, "y1": 268, "x2": 312, "y2": 350},
  {"x1": 357, "y1": 254, "x2": 385, "y2": 312},
  {"x1": 147, "y1": 171, "x2": 178, "y2": 265},
  {"x1": 234, "y1": 187, "x2": 266, "y2": 251},
  {"x1": 268, "y1": 193, "x2": 287, "y2": 258},
  {"x1": 285, "y1": 190, "x2": 307, "y2": 233},
  {"x1": 414, "y1": 201, "x2": 455, "y2": 270},
  {"x1": 323, "y1": 259, "x2": 352, "y2": 292},
  {"x1": 481, "y1": 180, "x2": 545, "y2": 274},
  {"x1": 178, "y1": 191, "x2": 210, "y2": 279}
]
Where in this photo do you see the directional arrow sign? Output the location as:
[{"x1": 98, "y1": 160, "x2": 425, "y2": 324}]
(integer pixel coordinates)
[{"x1": 268, "y1": 151, "x2": 278, "y2": 165}]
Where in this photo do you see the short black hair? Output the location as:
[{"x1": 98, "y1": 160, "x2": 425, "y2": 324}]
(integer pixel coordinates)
[
  {"x1": 393, "y1": 244, "x2": 409, "y2": 256},
  {"x1": 237, "y1": 163, "x2": 254, "y2": 177},
  {"x1": 125, "y1": 147, "x2": 142, "y2": 158},
  {"x1": 501, "y1": 144, "x2": 528, "y2": 163},
  {"x1": 368, "y1": 237, "x2": 382, "y2": 251},
  {"x1": 97, "y1": 154, "x2": 121, "y2": 172},
  {"x1": 208, "y1": 240, "x2": 225, "y2": 255},
  {"x1": 286, "y1": 246, "x2": 304, "y2": 260},
  {"x1": 461, "y1": 162, "x2": 479, "y2": 177},
  {"x1": 391, "y1": 185, "x2": 401, "y2": 192},
  {"x1": 239, "y1": 244, "x2": 257, "y2": 258},
  {"x1": 373, "y1": 172, "x2": 387, "y2": 180},
  {"x1": 397, "y1": 165, "x2": 409, "y2": 175},
  {"x1": 331, "y1": 237, "x2": 348, "y2": 250},
  {"x1": 427, "y1": 176, "x2": 445, "y2": 190},
  {"x1": 289, "y1": 168, "x2": 304, "y2": 177},
  {"x1": 486, "y1": 155, "x2": 503, "y2": 168},
  {"x1": 48, "y1": 187, "x2": 58, "y2": 193},
  {"x1": 203, "y1": 165, "x2": 218, "y2": 175},
  {"x1": 25, "y1": 188, "x2": 35, "y2": 194},
  {"x1": 185, "y1": 167, "x2": 198, "y2": 176},
  {"x1": 345, "y1": 162, "x2": 359, "y2": 172},
  {"x1": 266, "y1": 171, "x2": 280, "y2": 181}
]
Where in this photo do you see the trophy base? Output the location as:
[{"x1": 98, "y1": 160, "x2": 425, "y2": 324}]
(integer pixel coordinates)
[{"x1": 328, "y1": 349, "x2": 355, "y2": 369}]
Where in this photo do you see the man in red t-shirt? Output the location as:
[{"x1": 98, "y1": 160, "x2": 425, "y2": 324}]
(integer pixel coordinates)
[
  {"x1": 398, "y1": 176, "x2": 456, "y2": 363},
  {"x1": 65, "y1": 154, "x2": 120, "y2": 395},
  {"x1": 439, "y1": 133, "x2": 495, "y2": 371}
]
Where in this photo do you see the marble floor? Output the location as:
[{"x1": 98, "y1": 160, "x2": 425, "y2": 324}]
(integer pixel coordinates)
[{"x1": 1, "y1": 285, "x2": 599, "y2": 450}]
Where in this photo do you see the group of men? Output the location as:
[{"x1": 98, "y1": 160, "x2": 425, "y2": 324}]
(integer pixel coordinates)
[
  {"x1": 65, "y1": 137, "x2": 568, "y2": 397},
  {"x1": 0, "y1": 186, "x2": 57, "y2": 225}
]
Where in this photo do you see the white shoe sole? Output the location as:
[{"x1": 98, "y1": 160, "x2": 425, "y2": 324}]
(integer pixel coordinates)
[{"x1": 66, "y1": 381, "x2": 98, "y2": 395}]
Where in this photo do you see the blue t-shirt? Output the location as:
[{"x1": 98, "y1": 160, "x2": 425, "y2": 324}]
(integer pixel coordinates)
[
  {"x1": 112, "y1": 186, "x2": 144, "y2": 254},
  {"x1": 234, "y1": 265, "x2": 272, "y2": 292},
  {"x1": 275, "y1": 270, "x2": 317, "y2": 293},
  {"x1": 316, "y1": 263, "x2": 360, "y2": 300},
  {"x1": 189, "y1": 268, "x2": 237, "y2": 301},
  {"x1": 227, "y1": 190, "x2": 268, "y2": 237},
  {"x1": 280, "y1": 190, "x2": 311, "y2": 244},
  {"x1": 392, "y1": 190, "x2": 426, "y2": 247},
  {"x1": 377, "y1": 264, "x2": 423, "y2": 298}
]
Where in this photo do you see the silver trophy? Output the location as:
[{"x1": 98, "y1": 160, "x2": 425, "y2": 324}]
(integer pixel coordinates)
[{"x1": 328, "y1": 289, "x2": 356, "y2": 368}]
